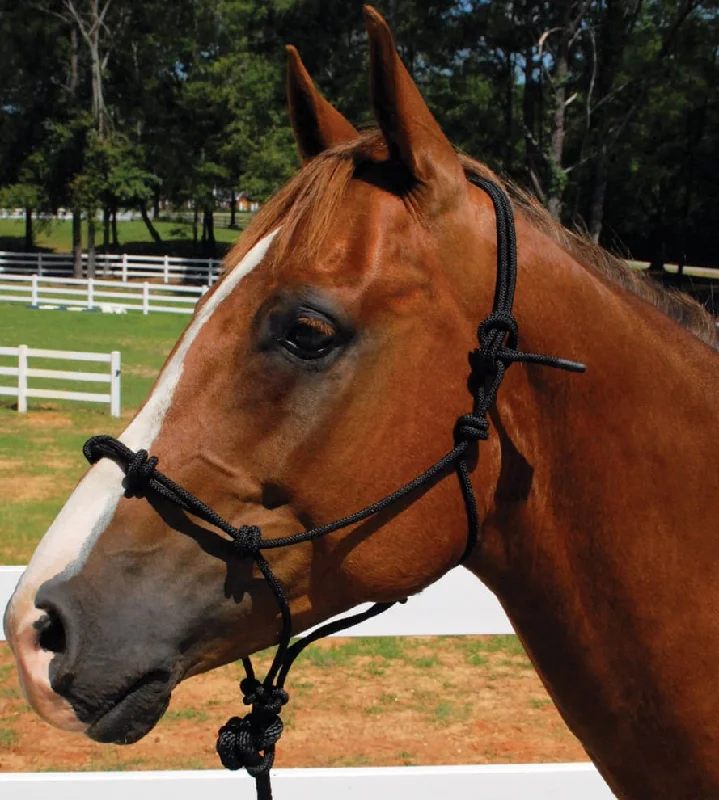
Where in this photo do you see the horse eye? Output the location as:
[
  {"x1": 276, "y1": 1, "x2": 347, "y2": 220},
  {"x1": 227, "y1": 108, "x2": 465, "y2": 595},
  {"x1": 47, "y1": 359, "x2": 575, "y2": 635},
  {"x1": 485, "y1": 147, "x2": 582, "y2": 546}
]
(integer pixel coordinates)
[{"x1": 281, "y1": 312, "x2": 339, "y2": 360}]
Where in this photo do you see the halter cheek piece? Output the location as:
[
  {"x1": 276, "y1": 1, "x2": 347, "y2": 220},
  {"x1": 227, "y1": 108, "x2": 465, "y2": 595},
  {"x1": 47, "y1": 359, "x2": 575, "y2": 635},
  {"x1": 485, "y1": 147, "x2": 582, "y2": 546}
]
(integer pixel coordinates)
[{"x1": 83, "y1": 177, "x2": 585, "y2": 800}]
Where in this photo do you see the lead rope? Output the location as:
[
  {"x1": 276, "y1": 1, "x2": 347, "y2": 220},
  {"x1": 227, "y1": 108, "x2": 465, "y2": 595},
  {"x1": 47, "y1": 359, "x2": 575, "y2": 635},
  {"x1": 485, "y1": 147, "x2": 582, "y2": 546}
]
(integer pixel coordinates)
[{"x1": 82, "y1": 176, "x2": 585, "y2": 800}]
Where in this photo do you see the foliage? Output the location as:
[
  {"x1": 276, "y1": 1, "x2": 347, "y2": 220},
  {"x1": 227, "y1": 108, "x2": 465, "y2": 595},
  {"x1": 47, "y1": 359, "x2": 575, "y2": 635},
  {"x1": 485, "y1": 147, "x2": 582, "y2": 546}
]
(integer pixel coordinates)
[{"x1": 0, "y1": 0, "x2": 716, "y2": 264}]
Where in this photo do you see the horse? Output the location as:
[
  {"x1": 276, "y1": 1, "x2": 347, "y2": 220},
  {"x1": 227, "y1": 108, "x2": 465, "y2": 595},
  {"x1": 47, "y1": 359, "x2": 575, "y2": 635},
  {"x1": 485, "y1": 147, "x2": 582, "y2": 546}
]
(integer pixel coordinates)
[{"x1": 5, "y1": 7, "x2": 719, "y2": 798}]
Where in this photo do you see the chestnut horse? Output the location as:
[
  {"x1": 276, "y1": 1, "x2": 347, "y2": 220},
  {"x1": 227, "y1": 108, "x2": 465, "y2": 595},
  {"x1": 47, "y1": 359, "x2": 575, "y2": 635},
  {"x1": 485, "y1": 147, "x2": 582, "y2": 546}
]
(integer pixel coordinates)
[{"x1": 5, "y1": 7, "x2": 719, "y2": 799}]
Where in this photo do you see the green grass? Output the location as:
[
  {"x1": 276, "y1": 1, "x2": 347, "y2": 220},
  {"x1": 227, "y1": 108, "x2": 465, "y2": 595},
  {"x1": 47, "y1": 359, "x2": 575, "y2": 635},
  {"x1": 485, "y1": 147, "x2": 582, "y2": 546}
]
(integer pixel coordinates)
[
  {"x1": 0, "y1": 727, "x2": 18, "y2": 748},
  {"x1": 0, "y1": 217, "x2": 251, "y2": 257},
  {"x1": 460, "y1": 634, "x2": 529, "y2": 663},
  {"x1": 298, "y1": 636, "x2": 410, "y2": 668},
  {"x1": 164, "y1": 707, "x2": 210, "y2": 723},
  {"x1": 410, "y1": 654, "x2": 440, "y2": 668},
  {"x1": 365, "y1": 692, "x2": 399, "y2": 716},
  {"x1": 0, "y1": 304, "x2": 187, "y2": 563},
  {"x1": 529, "y1": 698, "x2": 552, "y2": 710},
  {"x1": 324, "y1": 754, "x2": 372, "y2": 768}
]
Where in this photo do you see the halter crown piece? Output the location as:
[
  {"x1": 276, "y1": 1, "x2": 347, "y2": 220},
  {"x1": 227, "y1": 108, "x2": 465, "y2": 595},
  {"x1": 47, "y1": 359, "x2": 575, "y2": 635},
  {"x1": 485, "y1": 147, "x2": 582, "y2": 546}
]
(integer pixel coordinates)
[{"x1": 83, "y1": 176, "x2": 586, "y2": 800}]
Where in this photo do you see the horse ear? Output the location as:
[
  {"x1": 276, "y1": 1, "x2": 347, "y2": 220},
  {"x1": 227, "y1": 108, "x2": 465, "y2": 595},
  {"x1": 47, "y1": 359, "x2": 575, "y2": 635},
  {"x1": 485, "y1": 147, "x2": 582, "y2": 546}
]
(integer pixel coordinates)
[
  {"x1": 286, "y1": 45, "x2": 359, "y2": 162},
  {"x1": 363, "y1": 5, "x2": 466, "y2": 211}
]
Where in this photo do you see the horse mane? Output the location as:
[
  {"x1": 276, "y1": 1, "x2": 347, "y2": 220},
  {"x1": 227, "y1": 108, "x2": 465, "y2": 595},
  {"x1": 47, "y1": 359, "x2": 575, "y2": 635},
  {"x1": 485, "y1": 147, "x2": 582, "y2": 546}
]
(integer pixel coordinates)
[{"x1": 227, "y1": 129, "x2": 719, "y2": 351}]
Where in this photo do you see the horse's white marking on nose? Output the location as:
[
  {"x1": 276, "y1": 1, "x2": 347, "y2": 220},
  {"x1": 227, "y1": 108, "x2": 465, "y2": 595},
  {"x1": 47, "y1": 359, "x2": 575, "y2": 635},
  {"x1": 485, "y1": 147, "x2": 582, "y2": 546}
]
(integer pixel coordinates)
[{"x1": 4, "y1": 229, "x2": 279, "y2": 729}]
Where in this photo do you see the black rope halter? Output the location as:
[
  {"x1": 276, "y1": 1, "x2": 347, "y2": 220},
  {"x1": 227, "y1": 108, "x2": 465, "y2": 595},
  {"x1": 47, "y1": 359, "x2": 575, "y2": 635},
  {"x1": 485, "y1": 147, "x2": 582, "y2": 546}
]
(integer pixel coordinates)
[{"x1": 82, "y1": 176, "x2": 585, "y2": 800}]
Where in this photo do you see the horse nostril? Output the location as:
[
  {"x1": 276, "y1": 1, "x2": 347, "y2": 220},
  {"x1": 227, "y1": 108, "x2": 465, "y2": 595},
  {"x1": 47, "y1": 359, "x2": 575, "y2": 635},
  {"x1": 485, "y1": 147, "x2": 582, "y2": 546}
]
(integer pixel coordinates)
[{"x1": 34, "y1": 609, "x2": 67, "y2": 654}]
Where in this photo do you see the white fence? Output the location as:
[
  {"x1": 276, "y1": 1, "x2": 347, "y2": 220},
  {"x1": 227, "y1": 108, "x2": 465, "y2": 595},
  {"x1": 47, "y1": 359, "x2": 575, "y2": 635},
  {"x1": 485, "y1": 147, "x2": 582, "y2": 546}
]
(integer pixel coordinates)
[
  {"x1": 0, "y1": 251, "x2": 222, "y2": 285},
  {"x1": 0, "y1": 565, "x2": 615, "y2": 797},
  {"x1": 0, "y1": 345, "x2": 121, "y2": 416},
  {"x1": 0, "y1": 275, "x2": 207, "y2": 315}
]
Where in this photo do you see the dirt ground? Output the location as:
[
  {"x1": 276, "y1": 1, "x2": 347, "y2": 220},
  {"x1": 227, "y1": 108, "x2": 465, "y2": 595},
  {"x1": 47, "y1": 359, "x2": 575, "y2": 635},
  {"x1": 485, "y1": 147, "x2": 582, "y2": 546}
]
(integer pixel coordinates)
[{"x1": 0, "y1": 635, "x2": 588, "y2": 773}]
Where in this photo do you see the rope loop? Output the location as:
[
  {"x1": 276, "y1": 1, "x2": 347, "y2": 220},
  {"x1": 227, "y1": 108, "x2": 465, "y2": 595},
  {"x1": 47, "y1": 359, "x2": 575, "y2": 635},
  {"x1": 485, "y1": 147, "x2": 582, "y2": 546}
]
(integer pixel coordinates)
[
  {"x1": 479, "y1": 311, "x2": 519, "y2": 357},
  {"x1": 454, "y1": 413, "x2": 489, "y2": 444},
  {"x1": 123, "y1": 449, "x2": 159, "y2": 499},
  {"x1": 231, "y1": 524, "x2": 262, "y2": 559}
]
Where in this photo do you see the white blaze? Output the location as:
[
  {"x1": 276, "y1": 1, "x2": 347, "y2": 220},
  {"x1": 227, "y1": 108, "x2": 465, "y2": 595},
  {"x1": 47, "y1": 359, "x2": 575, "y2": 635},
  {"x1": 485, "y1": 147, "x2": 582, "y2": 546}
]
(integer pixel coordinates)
[{"x1": 5, "y1": 229, "x2": 279, "y2": 728}]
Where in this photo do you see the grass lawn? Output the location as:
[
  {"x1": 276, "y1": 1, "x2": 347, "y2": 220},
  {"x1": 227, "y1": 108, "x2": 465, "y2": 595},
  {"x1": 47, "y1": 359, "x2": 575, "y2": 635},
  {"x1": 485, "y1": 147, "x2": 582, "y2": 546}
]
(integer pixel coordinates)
[
  {"x1": 0, "y1": 304, "x2": 187, "y2": 563},
  {"x1": 0, "y1": 217, "x2": 251, "y2": 258}
]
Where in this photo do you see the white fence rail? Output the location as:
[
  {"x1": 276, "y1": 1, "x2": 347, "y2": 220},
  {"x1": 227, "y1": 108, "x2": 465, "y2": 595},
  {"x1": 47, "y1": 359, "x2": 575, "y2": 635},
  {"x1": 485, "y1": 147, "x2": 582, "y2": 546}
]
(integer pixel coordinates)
[
  {"x1": 0, "y1": 566, "x2": 615, "y2": 796},
  {"x1": 0, "y1": 345, "x2": 121, "y2": 416},
  {"x1": 0, "y1": 251, "x2": 222, "y2": 285},
  {"x1": 0, "y1": 275, "x2": 207, "y2": 315},
  {"x1": 0, "y1": 765, "x2": 613, "y2": 799}
]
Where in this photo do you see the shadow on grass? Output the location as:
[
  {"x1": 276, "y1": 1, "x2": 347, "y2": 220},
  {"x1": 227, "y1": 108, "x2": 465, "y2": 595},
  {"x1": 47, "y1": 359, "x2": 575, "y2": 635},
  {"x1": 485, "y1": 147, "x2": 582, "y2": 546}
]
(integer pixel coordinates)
[
  {"x1": 0, "y1": 237, "x2": 54, "y2": 253},
  {"x1": 0, "y1": 236, "x2": 236, "y2": 260}
]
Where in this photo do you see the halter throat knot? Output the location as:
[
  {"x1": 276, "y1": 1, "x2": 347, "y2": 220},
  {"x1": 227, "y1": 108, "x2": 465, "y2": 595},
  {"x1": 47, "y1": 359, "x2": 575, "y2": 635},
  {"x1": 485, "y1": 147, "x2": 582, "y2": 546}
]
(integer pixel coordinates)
[{"x1": 216, "y1": 675, "x2": 289, "y2": 778}]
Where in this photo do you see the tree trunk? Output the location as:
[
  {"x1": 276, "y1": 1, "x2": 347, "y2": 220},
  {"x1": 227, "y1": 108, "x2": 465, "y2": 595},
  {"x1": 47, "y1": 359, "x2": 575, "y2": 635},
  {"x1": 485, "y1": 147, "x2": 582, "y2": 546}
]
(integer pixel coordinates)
[
  {"x1": 387, "y1": 0, "x2": 397, "y2": 30},
  {"x1": 87, "y1": 13, "x2": 106, "y2": 139},
  {"x1": 204, "y1": 206, "x2": 215, "y2": 256},
  {"x1": 522, "y1": 45, "x2": 544, "y2": 201},
  {"x1": 139, "y1": 202, "x2": 162, "y2": 244},
  {"x1": 111, "y1": 206, "x2": 118, "y2": 247},
  {"x1": 229, "y1": 191, "x2": 237, "y2": 228},
  {"x1": 588, "y1": 143, "x2": 609, "y2": 243},
  {"x1": 86, "y1": 212, "x2": 96, "y2": 279},
  {"x1": 24, "y1": 208, "x2": 33, "y2": 251},
  {"x1": 504, "y1": 51, "x2": 514, "y2": 168},
  {"x1": 73, "y1": 209, "x2": 83, "y2": 278},
  {"x1": 153, "y1": 186, "x2": 160, "y2": 220},
  {"x1": 69, "y1": 26, "x2": 79, "y2": 94},
  {"x1": 192, "y1": 206, "x2": 198, "y2": 251},
  {"x1": 546, "y1": 5, "x2": 572, "y2": 219},
  {"x1": 103, "y1": 206, "x2": 110, "y2": 251}
]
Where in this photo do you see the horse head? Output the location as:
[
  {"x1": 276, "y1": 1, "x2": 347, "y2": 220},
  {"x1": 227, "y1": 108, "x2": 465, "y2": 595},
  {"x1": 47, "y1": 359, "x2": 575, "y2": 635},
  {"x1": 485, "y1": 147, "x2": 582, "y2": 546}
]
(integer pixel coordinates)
[{"x1": 4, "y1": 7, "x2": 507, "y2": 745}]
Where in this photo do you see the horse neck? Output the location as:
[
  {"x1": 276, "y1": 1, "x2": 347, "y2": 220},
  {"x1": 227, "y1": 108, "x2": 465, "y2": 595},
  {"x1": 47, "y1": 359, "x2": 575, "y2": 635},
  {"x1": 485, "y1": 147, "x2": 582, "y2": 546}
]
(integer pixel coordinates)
[{"x1": 463, "y1": 217, "x2": 719, "y2": 797}]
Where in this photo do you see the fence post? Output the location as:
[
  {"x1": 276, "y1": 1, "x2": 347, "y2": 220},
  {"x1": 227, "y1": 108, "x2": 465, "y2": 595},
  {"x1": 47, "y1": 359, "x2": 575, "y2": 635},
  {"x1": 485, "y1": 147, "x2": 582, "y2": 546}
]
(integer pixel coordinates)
[
  {"x1": 163, "y1": 255, "x2": 169, "y2": 284},
  {"x1": 37, "y1": 252, "x2": 43, "y2": 277},
  {"x1": 17, "y1": 345, "x2": 28, "y2": 414},
  {"x1": 87, "y1": 278, "x2": 94, "y2": 311},
  {"x1": 110, "y1": 351, "x2": 121, "y2": 418},
  {"x1": 122, "y1": 254, "x2": 128, "y2": 282},
  {"x1": 31, "y1": 275, "x2": 38, "y2": 307},
  {"x1": 142, "y1": 282, "x2": 150, "y2": 315},
  {"x1": 207, "y1": 259, "x2": 213, "y2": 286}
]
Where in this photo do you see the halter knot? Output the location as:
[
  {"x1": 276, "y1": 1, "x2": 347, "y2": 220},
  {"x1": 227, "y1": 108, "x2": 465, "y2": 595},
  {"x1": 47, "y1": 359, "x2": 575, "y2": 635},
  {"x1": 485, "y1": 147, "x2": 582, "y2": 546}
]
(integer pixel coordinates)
[
  {"x1": 478, "y1": 311, "x2": 519, "y2": 367},
  {"x1": 454, "y1": 413, "x2": 490, "y2": 444},
  {"x1": 240, "y1": 678, "x2": 289, "y2": 713},
  {"x1": 123, "y1": 449, "x2": 159, "y2": 499},
  {"x1": 231, "y1": 524, "x2": 262, "y2": 559},
  {"x1": 216, "y1": 681, "x2": 289, "y2": 777}
]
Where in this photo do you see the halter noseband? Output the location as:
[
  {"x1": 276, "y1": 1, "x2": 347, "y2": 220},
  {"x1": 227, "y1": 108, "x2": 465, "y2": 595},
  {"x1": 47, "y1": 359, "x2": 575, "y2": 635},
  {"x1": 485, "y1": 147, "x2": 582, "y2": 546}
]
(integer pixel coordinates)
[{"x1": 82, "y1": 176, "x2": 585, "y2": 800}]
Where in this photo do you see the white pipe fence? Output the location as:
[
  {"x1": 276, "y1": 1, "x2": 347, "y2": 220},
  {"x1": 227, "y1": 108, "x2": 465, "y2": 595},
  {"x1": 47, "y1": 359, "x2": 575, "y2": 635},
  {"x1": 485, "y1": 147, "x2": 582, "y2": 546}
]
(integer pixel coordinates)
[
  {"x1": 0, "y1": 345, "x2": 121, "y2": 416},
  {"x1": 0, "y1": 251, "x2": 222, "y2": 285},
  {"x1": 0, "y1": 274, "x2": 208, "y2": 315},
  {"x1": 0, "y1": 565, "x2": 615, "y2": 797}
]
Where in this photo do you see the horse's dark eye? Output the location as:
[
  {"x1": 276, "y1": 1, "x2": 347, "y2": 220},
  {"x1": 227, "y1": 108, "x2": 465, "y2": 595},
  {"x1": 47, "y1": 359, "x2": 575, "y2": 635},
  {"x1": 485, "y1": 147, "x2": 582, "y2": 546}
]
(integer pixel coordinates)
[{"x1": 281, "y1": 312, "x2": 339, "y2": 360}]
